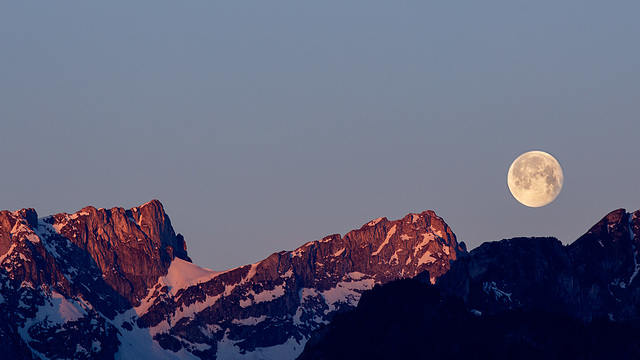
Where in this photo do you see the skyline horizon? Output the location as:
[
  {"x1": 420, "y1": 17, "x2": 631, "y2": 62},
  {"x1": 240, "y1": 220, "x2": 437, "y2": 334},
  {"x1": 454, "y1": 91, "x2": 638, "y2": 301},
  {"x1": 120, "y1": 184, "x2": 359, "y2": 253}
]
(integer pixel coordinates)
[{"x1": 2, "y1": 197, "x2": 637, "y2": 271}]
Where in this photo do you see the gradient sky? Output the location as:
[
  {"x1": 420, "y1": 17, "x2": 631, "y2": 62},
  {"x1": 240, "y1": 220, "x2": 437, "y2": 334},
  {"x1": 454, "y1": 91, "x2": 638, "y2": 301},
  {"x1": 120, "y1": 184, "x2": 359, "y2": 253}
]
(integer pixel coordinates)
[{"x1": 2, "y1": 2, "x2": 639, "y2": 271}]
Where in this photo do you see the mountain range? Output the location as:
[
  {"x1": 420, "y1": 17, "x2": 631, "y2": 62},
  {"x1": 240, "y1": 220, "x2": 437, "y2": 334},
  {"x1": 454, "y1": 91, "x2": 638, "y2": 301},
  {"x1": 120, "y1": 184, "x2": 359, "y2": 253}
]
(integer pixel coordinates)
[
  {"x1": 299, "y1": 209, "x2": 640, "y2": 359},
  {"x1": 0, "y1": 200, "x2": 462, "y2": 359},
  {"x1": 1, "y1": 200, "x2": 638, "y2": 359}
]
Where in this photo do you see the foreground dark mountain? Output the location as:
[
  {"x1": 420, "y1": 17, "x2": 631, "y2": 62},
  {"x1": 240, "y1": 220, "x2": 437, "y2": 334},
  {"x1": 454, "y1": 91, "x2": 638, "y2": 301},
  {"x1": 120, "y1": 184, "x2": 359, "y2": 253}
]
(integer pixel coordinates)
[
  {"x1": 0, "y1": 200, "x2": 463, "y2": 359},
  {"x1": 438, "y1": 208, "x2": 640, "y2": 321},
  {"x1": 298, "y1": 276, "x2": 640, "y2": 360},
  {"x1": 299, "y1": 208, "x2": 640, "y2": 359}
]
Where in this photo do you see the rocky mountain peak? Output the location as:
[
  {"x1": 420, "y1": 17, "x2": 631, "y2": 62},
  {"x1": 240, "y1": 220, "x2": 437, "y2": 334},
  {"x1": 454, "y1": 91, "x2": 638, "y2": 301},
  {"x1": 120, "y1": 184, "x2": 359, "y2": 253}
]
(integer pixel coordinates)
[
  {"x1": 0, "y1": 208, "x2": 38, "y2": 254},
  {"x1": 338, "y1": 210, "x2": 464, "y2": 283},
  {"x1": 572, "y1": 208, "x2": 638, "y2": 251},
  {"x1": 1, "y1": 200, "x2": 189, "y2": 312}
]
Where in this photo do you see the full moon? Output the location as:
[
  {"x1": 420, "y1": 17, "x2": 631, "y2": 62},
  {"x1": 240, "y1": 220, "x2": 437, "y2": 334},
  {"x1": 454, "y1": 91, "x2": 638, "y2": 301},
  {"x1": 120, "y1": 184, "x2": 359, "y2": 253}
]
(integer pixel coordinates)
[{"x1": 507, "y1": 151, "x2": 563, "y2": 207}]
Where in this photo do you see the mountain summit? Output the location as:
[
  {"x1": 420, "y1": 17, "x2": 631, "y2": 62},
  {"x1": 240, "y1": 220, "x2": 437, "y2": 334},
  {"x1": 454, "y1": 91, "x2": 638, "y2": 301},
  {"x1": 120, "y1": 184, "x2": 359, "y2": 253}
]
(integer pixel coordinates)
[{"x1": 0, "y1": 200, "x2": 463, "y2": 359}]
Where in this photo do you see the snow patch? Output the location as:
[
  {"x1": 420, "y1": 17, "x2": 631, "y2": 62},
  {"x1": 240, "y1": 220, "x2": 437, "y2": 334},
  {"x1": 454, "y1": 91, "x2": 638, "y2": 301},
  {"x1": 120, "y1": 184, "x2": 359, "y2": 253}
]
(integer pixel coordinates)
[
  {"x1": 241, "y1": 282, "x2": 287, "y2": 308},
  {"x1": 252, "y1": 285, "x2": 286, "y2": 304},
  {"x1": 216, "y1": 334, "x2": 304, "y2": 360},
  {"x1": 291, "y1": 246, "x2": 306, "y2": 258},
  {"x1": 367, "y1": 217, "x2": 384, "y2": 227},
  {"x1": 92, "y1": 340, "x2": 102, "y2": 352},
  {"x1": 36, "y1": 221, "x2": 66, "y2": 259},
  {"x1": 244, "y1": 263, "x2": 258, "y2": 283},
  {"x1": 300, "y1": 287, "x2": 321, "y2": 302},
  {"x1": 0, "y1": 244, "x2": 17, "y2": 263},
  {"x1": 627, "y1": 248, "x2": 640, "y2": 287},
  {"x1": 17, "y1": 290, "x2": 88, "y2": 349},
  {"x1": 232, "y1": 315, "x2": 267, "y2": 326},
  {"x1": 320, "y1": 277, "x2": 375, "y2": 313},
  {"x1": 292, "y1": 307, "x2": 305, "y2": 326},
  {"x1": 49, "y1": 292, "x2": 85, "y2": 322},
  {"x1": 483, "y1": 281, "x2": 512, "y2": 302},
  {"x1": 170, "y1": 294, "x2": 223, "y2": 327},
  {"x1": 417, "y1": 251, "x2": 436, "y2": 266},
  {"x1": 414, "y1": 232, "x2": 435, "y2": 256},
  {"x1": 114, "y1": 309, "x2": 202, "y2": 360},
  {"x1": 282, "y1": 269, "x2": 294, "y2": 278},
  {"x1": 347, "y1": 272, "x2": 366, "y2": 280},
  {"x1": 157, "y1": 258, "x2": 222, "y2": 296},
  {"x1": 25, "y1": 233, "x2": 41, "y2": 243},
  {"x1": 10, "y1": 221, "x2": 40, "y2": 243},
  {"x1": 49, "y1": 213, "x2": 75, "y2": 234},
  {"x1": 372, "y1": 225, "x2": 396, "y2": 256},
  {"x1": 70, "y1": 211, "x2": 90, "y2": 220}
]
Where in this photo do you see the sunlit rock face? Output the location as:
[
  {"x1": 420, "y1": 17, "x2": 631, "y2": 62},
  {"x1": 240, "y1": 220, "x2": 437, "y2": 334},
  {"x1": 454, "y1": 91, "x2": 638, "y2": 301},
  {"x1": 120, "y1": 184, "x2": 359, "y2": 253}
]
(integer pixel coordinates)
[
  {"x1": 438, "y1": 208, "x2": 640, "y2": 322},
  {"x1": 0, "y1": 201, "x2": 463, "y2": 359}
]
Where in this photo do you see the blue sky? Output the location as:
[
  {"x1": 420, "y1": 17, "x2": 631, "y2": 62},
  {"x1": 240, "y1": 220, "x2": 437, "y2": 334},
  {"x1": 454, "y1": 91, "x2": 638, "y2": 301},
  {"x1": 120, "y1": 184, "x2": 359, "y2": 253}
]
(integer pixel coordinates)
[{"x1": 2, "y1": 1, "x2": 639, "y2": 271}]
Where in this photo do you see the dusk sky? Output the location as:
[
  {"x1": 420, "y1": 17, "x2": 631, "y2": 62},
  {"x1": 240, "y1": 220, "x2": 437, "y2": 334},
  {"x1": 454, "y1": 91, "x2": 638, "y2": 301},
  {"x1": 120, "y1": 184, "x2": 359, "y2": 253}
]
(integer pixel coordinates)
[{"x1": 2, "y1": 2, "x2": 639, "y2": 271}]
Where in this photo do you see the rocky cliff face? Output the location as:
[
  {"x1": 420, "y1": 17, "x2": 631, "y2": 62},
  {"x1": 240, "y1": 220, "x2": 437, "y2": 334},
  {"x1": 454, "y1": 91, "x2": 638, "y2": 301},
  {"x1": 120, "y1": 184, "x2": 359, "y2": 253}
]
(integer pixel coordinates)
[
  {"x1": 0, "y1": 201, "x2": 463, "y2": 359},
  {"x1": 438, "y1": 208, "x2": 640, "y2": 322},
  {"x1": 0, "y1": 200, "x2": 190, "y2": 359}
]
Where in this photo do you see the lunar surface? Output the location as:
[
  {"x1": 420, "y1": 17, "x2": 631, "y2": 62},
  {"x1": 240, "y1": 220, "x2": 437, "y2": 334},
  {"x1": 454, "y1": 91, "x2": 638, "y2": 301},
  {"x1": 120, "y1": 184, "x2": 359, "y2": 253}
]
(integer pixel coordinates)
[{"x1": 507, "y1": 151, "x2": 563, "y2": 207}]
